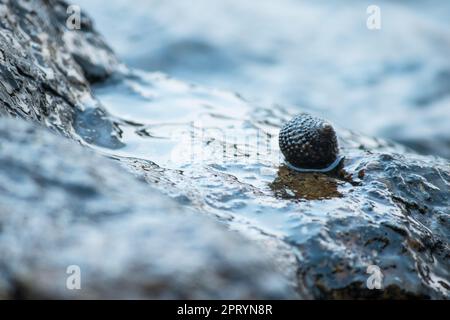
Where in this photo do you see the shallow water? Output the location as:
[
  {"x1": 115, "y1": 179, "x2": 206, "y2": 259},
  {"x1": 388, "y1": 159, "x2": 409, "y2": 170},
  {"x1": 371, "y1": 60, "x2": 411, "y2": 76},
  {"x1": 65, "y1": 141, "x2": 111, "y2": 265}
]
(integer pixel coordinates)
[{"x1": 77, "y1": 0, "x2": 450, "y2": 158}]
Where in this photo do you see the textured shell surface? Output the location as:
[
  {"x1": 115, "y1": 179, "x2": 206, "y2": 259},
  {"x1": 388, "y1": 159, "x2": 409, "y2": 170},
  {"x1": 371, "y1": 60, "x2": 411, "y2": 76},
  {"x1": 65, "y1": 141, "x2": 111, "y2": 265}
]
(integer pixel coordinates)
[{"x1": 279, "y1": 113, "x2": 340, "y2": 172}]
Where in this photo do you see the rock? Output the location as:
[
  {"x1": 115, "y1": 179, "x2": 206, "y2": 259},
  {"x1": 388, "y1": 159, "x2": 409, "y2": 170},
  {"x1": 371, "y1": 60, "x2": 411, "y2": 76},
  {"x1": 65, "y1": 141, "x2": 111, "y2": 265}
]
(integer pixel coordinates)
[
  {"x1": 0, "y1": 0, "x2": 118, "y2": 136},
  {"x1": 0, "y1": 117, "x2": 291, "y2": 299},
  {"x1": 0, "y1": 0, "x2": 448, "y2": 299},
  {"x1": 0, "y1": 0, "x2": 293, "y2": 299},
  {"x1": 89, "y1": 71, "x2": 449, "y2": 299}
]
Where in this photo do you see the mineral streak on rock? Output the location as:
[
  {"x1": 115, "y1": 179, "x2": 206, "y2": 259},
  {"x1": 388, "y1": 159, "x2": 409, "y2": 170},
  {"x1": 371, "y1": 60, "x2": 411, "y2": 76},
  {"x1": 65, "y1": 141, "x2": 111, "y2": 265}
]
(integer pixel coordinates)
[{"x1": 279, "y1": 113, "x2": 341, "y2": 172}]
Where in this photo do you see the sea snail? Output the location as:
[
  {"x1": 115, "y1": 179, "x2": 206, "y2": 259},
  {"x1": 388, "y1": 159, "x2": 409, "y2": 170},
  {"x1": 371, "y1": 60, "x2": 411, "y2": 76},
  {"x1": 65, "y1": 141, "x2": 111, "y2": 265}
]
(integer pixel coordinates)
[{"x1": 279, "y1": 113, "x2": 343, "y2": 172}]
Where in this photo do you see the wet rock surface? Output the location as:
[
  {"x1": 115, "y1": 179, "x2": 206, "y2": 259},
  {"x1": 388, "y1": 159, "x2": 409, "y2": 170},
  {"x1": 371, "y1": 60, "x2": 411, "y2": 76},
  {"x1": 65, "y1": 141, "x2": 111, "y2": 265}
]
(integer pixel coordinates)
[
  {"x1": 0, "y1": 0, "x2": 449, "y2": 299},
  {"x1": 0, "y1": 0, "x2": 292, "y2": 300},
  {"x1": 0, "y1": 0, "x2": 117, "y2": 135},
  {"x1": 83, "y1": 71, "x2": 449, "y2": 299},
  {"x1": 0, "y1": 117, "x2": 290, "y2": 299}
]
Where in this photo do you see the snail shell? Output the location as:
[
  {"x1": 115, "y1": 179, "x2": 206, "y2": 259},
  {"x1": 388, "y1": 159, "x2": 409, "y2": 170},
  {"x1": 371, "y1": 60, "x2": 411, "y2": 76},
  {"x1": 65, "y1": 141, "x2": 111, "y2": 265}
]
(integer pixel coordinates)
[{"x1": 279, "y1": 113, "x2": 342, "y2": 172}]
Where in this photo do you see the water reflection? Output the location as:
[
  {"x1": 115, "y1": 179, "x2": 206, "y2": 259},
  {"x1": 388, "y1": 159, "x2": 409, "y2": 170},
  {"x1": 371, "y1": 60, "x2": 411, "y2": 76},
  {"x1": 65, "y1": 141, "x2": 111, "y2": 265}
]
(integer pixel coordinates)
[{"x1": 74, "y1": 107, "x2": 124, "y2": 149}]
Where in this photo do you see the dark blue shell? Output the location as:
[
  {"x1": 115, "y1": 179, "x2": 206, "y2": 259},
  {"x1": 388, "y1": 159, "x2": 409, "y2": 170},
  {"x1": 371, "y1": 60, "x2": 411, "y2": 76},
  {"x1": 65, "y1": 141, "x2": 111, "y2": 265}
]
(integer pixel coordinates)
[{"x1": 279, "y1": 113, "x2": 341, "y2": 172}]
